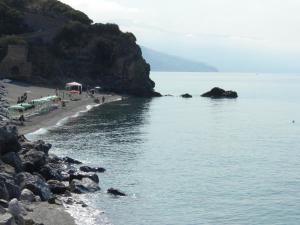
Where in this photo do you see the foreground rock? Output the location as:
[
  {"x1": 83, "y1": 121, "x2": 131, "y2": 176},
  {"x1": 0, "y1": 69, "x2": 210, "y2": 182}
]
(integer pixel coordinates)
[
  {"x1": 0, "y1": 212, "x2": 15, "y2": 225},
  {"x1": 20, "y1": 189, "x2": 35, "y2": 203},
  {"x1": 26, "y1": 202, "x2": 76, "y2": 225},
  {"x1": 0, "y1": 126, "x2": 20, "y2": 155},
  {"x1": 47, "y1": 180, "x2": 67, "y2": 195},
  {"x1": 70, "y1": 178, "x2": 100, "y2": 194},
  {"x1": 16, "y1": 172, "x2": 53, "y2": 201},
  {"x1": 0, "y1": 125, "x2": 108, "y2": 224},
  {"x1": 201, "y1": 87, "x2": 238, "y2": 99}
]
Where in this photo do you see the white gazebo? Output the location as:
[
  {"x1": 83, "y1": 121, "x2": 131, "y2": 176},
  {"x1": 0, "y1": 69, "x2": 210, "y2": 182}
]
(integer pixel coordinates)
[{"x1": 65, "y1": 82, "x2": 82, "y2": 94}]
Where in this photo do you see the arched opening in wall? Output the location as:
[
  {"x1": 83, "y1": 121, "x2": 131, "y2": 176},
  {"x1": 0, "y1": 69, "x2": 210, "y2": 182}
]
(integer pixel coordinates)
[{"x1": 11, "y1": 66, "x2": 20, "y2": 76}]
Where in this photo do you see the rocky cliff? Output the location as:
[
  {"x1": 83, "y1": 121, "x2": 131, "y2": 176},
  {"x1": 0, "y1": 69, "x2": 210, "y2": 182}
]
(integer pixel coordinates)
[{"x1": 0, "y1": 0, "x2": 159, "y2": 97}]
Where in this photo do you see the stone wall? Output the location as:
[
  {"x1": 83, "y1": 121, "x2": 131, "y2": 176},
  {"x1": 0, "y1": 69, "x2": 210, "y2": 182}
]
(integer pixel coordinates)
[{"x1": 0, "y1": 45, "x2": 32, "y2": 80}]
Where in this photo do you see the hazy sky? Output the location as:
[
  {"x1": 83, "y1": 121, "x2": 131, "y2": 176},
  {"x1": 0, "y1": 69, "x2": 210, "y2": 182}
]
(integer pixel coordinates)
[{"x1": 62, "y1": 0, "x2": 300, "y2": 72}]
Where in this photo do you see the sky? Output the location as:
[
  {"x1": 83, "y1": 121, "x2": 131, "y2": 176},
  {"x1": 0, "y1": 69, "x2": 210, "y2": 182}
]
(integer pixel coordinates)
[{"x1": 61, "y1": 0, "x2": 300, "y2": 73}]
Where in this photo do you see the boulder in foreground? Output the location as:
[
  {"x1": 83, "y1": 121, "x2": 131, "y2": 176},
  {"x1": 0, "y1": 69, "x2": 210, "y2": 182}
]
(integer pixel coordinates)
[{"x1": 201, "y1": 87, "x2": 238, "y2": 99}]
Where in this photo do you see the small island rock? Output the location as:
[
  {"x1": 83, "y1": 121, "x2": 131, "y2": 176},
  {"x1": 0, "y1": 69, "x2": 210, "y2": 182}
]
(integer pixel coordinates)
[
  {"x1": 201, "y1": 87, "x2": 238, "y2": 99},
  {"x1": 181, "y1": 93, "x2": 193, "y2": 98}
]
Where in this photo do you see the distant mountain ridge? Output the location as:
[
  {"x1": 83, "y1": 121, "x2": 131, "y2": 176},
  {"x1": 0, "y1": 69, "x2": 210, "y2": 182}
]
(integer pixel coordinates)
[{"x1": 142, "y1": 47, "x2": 218, "y2": 72}]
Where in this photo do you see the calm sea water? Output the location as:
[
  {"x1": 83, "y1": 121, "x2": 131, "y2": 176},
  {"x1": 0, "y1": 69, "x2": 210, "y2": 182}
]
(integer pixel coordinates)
[{"x1": 28, "y1": 72, "x2": 300, "y2": 225}]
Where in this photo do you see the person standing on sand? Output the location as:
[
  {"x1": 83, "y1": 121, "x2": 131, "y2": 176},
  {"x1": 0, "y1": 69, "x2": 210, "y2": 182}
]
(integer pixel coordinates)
[{"x1": 102, "y1": 96, "x2": 105, "y2": 103}]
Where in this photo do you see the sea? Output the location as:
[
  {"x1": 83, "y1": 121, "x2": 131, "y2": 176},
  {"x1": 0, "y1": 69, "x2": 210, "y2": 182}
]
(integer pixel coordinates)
[{"x1": 27, "y1": 72, "x2": 300, "y2": 225}]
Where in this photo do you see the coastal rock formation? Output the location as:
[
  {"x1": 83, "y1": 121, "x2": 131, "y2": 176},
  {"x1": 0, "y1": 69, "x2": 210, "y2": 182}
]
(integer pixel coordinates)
[
  {"x1": 69, "y1": 178, "x2": 100, "y2": 194},
  {"x1": 0, "y1": 122, "x2": 107, "y2": 224},
  {"x1": 16, "y1": 172, "x2": 54, "y2": 201},
  {"x1": 107, "y1": 188, "x2": 127, "y2": 197},
  {"x1": 20, "y1": 189, "x2": 35, "y2": 203},
  {"x1": 69, "y1": 173, "x2": 99, "y2": 184},
  {"x1": 201, "y1": 87, "x2": 238, "y2": 99},
  {"x1": 0, "y1": 0, "x2": 159, "y2": 97},
  {"x1": 47, "y1": 180, "x2": 67, "y2": 194}
]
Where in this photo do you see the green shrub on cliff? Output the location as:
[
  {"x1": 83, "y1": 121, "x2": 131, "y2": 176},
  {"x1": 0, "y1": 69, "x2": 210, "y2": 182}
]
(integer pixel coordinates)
[
  {"x1": 0, "y1": 1, "x2": 29, "y2": 36},
  {"x1": 3, "y1": 0, "x2": 92, "y2": 25},
  {"x1": 53, "y1": 21, "x2": 90, "y2": 57},
  {"x1": 41, "y1": 0, "x2": 93, "y2": 24},
  {"x1": 92, "y1": 23, "x2": 121, "y2": 36},
  {"x1": 0, "y1": 35, "x2": 26, "y2": 45}
]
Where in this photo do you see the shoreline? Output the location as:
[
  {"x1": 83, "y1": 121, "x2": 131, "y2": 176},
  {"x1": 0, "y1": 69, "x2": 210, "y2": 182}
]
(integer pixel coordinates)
[
  {"x1": 4, "y1": 81, "x2": 122, "y2": 135},
  {"x1": 1, "y1": 82, "x2": 123, "y2": 225},
  {"x1": 21, "y1": 95, "x2": 122, "y2": 136}
]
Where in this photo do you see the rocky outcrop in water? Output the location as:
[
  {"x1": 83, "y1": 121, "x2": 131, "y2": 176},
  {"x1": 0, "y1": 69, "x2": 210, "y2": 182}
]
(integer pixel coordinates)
[
  {"x1": 181, "y1": 93, "x2": 193, "y2": 98},
  {"x1": 107, "y1": 188, "x2": 126, "y2": 197},
  {"x1": 201, "y1": 87, "x2": 238, "y2": 99},
  {"x1": 80, "y1": 166, "x2": 106, "y2": 173}
]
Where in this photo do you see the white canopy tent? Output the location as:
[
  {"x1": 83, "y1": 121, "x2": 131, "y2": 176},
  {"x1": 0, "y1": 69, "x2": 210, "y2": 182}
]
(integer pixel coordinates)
[{"x1": 65, "y1": 82, "x2": 82, "y2": 94}]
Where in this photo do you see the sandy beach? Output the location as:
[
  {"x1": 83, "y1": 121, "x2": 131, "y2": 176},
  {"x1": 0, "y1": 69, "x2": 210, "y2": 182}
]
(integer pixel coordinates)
[{"x1": 4, "y1": 82, "x2": 122, "y2": 135}]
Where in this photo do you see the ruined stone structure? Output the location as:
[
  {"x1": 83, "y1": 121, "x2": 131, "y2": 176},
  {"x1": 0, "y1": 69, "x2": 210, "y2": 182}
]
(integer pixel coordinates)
[{"x1": 0, "y1": 45, "x2": 32, "y2": 80}]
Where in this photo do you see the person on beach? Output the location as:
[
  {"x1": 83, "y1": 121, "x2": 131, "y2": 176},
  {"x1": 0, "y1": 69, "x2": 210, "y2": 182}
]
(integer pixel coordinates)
[
  {"x1": 19, "y1": 114, "x2": 25, "y2": 122},
  {"x1": 102, "y1": 96, "x2": 105, "y2": 103}
]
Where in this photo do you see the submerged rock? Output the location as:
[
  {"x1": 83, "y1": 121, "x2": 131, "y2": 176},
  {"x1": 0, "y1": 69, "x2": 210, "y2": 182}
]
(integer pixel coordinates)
[
  {"x1": 201, "y1": 87, "x2": 238, "y2": 99},
  {"x1": 79, "y1": 166, "x2": 106, "y2": 173},
  {"x1": 107, "y1": 188, "x2": 126, "y2": 197},
  {"x1": 181, "y1": 93, "x2": 192, "y2": 98},
  {"x1": 62, "y1": 157, "x2": 82, "y2": 165}
]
